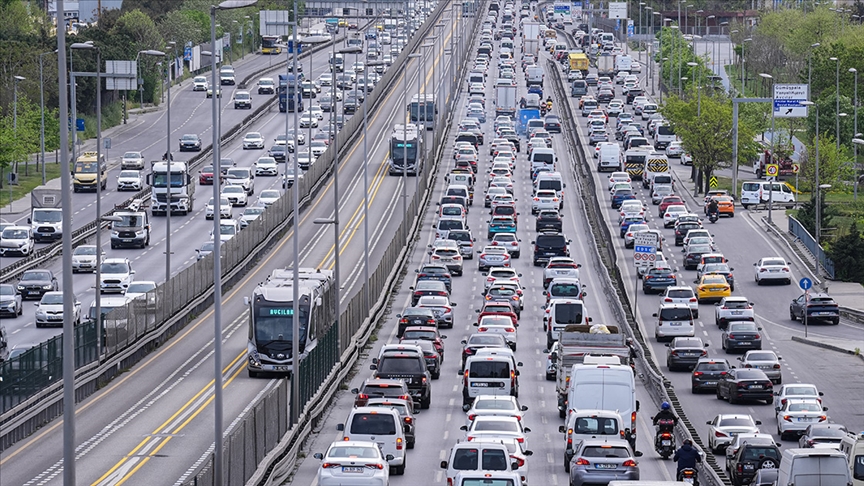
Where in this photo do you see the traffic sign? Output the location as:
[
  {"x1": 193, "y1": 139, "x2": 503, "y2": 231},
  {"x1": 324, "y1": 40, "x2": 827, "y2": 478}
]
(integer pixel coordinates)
[
  {"x1": 766, "y1": 164, "x2": 779, "y2": 177},
  {"x1": 634, "y1": 232, "x2": 659, "y2": 268},
  {"x1": 709, "y1": 176, "x2": 718, "y2": 188},
  {"x1": 799, "y1": 277, "x2": 813, "y2": 290},
  {"x1": 627, "y1": 22, "x2": 634, "y2": 38},
  {"x1": 773, "y1": 83, "x2": 809, "y2": 118},
  {"x1": 792, "y1": 163, "x2": 800, "y2": 174}
]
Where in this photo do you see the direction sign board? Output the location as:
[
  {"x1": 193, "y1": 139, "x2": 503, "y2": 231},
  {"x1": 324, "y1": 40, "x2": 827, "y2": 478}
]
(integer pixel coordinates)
[
  {"x1": 799, "y1": 277, "x2": 812, "y2": 290},
  {"x1": 792, "y1": 163, "x2": 800, "y2": 174},
  {"x1": 633, "y1": 232, "x2": 659, "y2": 268},
  {"x1": 773, "y1": 83, "x2": 808, "y2": 118},
  {"x1": 608, "y1": 1, "x2": 628, "y2": 19}
]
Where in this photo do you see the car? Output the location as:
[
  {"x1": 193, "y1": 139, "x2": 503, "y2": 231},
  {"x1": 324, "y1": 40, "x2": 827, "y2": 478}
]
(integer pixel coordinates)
[
  {"x1": 797, "y1": 423, "x2": 849, "y2": 448},
  {"x1": 684, "y1": 244, "x2": 714, "y2": 270},
  {"x1": 474, "y1": 314, "x2": 518, "y2": 349},
  {"x1": 408, "y1": 278, "x2": 450, "y2": 306},
  {"x1": 178, "y1": 134, "x2": 202, "y2": 151},
  {"x1": 714, "y1": 297, "x2": 755, "y2": 329},
  {"x1": 99, "y1": 258, "x2": 134, "y2": 294},
  {"x1": 462, "y1": 395, "x2": 527, "y2": 421},
  {"x1": 789, "y1": 292, "x2": 840, "y2": 325},
  {"x1": 707, "y1": 413, "x2": 763, "y2": 453},
  {"x1": 125, "y1": 280, "x2": 157, "y2": 308},
  {"x1": 486, "y1": 216, "x2": 517, "y2": 239},
  {"x1": 691, "y1": 358, "x2": 731, "y2": 393},
  {"x1": 205, "y1": 86, "x2": 221, "y2": 98},
  {"x1": 754, "y1": 257, "x2": 792, "y2": 285},
  {"x1": 535, "y1": 210, "x2": 562, "y2": 232},
  {"x1": 531, "y1": 189, "x2": 560, "y2": 214},
  {"x1": 239, "y1": 206, "x2": 265, "y2": 228},
  {"x1": 738, "y1": 350, "x2": 783, "y2": 384},
  {"x1": 257, "y1": 189, "x2": 281, "y2": 207},
  {"x1": 221, "y1": 184, "x2": 248, "y2": 207},
  {"x1": 225, "y1": 167, "x2": 254, "y2": 195},
  {"x1": 120, "y1": 151, "x2": 145, "y2": 170},
  {"x1": 313, "y1": 440, "x2": 391, "y2": 485},
  {"x1": 429, "y1": 241, "x2": 464, "y2": 276},
  {"x1": 660, "y1": 286, "x2": 699, "y2": 317},
  {"x1": 651, "y1": 184, "x2": 675, "y2": 205},
  {"x1": 254, "y1": 157, "x2": 279, "y2": 177},
  {"x1": 658, "y1": 195, "x2": 685, "y2": 215},
  {"x1": 716, "y1": 367, "x2": 774, "y2": 404},
  {"x1": 643, "y1": 267, "x2": 678, "y2": 294},
  {"x1": 460, "y1": 333, "x2": 509, "y2": 370},
  {"x1": 396, "y1": 307, "x2": 438, "y2": 337},
  {"x1": 365, "y1": 396, "x2": 418, "y2": 445},
  {"x1": 205, "y1": 197, "x2": 232, "y2": 220},
  {"x1": 567, "y1": 438, "x2": 642, "y2": 486},
  {"x1": 70, "y1": 245, "x2": 102, "y2": 273},
  {"x1": 0, "y1": 226, "x2": 34, "y2": 256},
  {"x1": 666, "y1": 141, "x2": 685, "y2": 158},
  {"x1": 0, "y1": 283, "x2": 22, "y2": 317},
  {"x1": 242, "y1": 132, "x2": 265, "y2": 150},
  {"x1": 299, "y1": 113, "x2": 319, "y2": 128},
  {"x1": 415, "y1": 264, "x2": 453, "y2": 293},
  {"x1": 776, "y1": 399, "x2": 829, "y2": 440},
  {"x1": 477, "y1": 246, "x2": 511, "y2": 271},
  {"x1": 726, "y1": 437, "x2": 781, "y2": 485},
  {"x1": 722, "y1": 321, "x2": 763, "y2": 353},
  {"x1": 35, "y1": 291, "x2": 81, "y2": 327},
  {"x1": 461, "y1": 415, "x2": 530, "y2": 447},
  {"x1": 212, "y1": 219, "x2": 240, "y2": 242},
  {"x1": 115, "y1": 169, "x2": 144, "y2": 192},
  {"x1": 267, "y1": 144, "x2": 287, "y2": 162},
  {"x1": 695, "y1": 274, "x2": 732, "y2": 303},
  {"x1": 192, "y1": 76, "x2": 208, "y2": 91},
  {"x1": 490, "y1": 233, "x2": 521, "y2": 258},
  {"x1": 17, "y1": 269, "x2": 58, "y2": 299},
  {"x1": 773, "y1": 383, "x2": 824, "y2": 410},
  {"x1": 195, "y1": 240, "x2": 220, "y2": 260},
  {"x1": 257, "y1": 77, "x2": 275, "y2": 94},
  {"x1": 666, "y1": 336, "x2": 708, "y2": 371},
  {"x1": 233, "y1": 90, "x2": 252, "y2": 109}
]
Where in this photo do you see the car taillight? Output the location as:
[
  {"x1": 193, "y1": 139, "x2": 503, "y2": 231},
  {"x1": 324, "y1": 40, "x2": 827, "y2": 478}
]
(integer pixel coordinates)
[
  {"x1": 510, "y1": 455, "x2": 525, "y2": 468},
  {"x1": 516, "y1": 437, "x2": 524, "y2": 443},
  {"x1": 690, "y1": 297, "x2": 698, "y2": 302},
  {"x1": 773, "y1": 364, "x2": 781, "y2": 369},
  {"x1": 404, "y1": 416, "x2": 412, "y2": 424},
  {"x1": 664, "y1": 298, "x2": 673, "y2": 302},
  {"x1": 754, "y1": 334, "x2": 761, "y2": 339},
  {"x1": 322, "y1": 463, "x2": 340, "y2": 468},
  {"x1": 781, "y1": 398, "x2": 787, "y2": 406},
  {"x1": 396, "y1": 437, "x2": 403, "y2": 450},
  {"x1": 728, "y1": 334, "x2": 735, "y2": 339},
  {"x1": 358, "y1": 393, "x2": 368, "y2": 400},
  {"x1": 783, "y1": 415, "x2": 793, "y2": 422},
  {"x1": 468, "y1": 414, "x2": 476, "y2": 421},
  {"x1": 737, "y1": 382, "x2": 749, "y2": 388},
  {"x1": 622, "y1": 460, "x2": 637, "y2": 467},
  {"x1": 427, "y1": 319, "x2": 436, "y2": 325},
  {"x1": 447, "y1": 479, "x2": 454, "y2": 486},
  {"x1": 818, "y1": 415, "x2": 827, "y2": 422},
  {"x1": 715, "y1": 430, "x2": 728, "y2": 437},
  {"x1": 693, "y1": 371, "x2": 703, "y2": 376},
  {"x1": 575, "y1": 458, "x2": 590, "y2": 465},
  {"x1": 398, "y1": 395, "x2": 410, "y2": 400},
  {"x1": 454, "y1": 255, "x2": 462, "y2": 260},
  {"x1": 783, "y1": 267, "x2": 790, "y2": 272}
]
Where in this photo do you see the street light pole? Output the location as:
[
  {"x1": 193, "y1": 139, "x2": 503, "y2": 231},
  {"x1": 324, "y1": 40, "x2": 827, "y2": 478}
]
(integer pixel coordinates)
[
  {"x1": 362, "y1": 62, "x2": 370, "y2": 313},
  {"x1": 39, "y1": 51, "x2": 55, "y2": 185},
  {"x1": 851, "y1": 67, "x2": 859, "y2": 199},
  {"x1": 831, "y1": 56, "x2": 840, "y2": 151},
  {"x1": 760, "y1": 72, "x2": 776, "y2": 224}
]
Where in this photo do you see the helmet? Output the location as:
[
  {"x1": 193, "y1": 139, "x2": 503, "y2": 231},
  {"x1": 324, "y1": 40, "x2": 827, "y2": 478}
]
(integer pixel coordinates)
[{"x1": 661, "y1": 401, "x2": 671, "y2": 410}]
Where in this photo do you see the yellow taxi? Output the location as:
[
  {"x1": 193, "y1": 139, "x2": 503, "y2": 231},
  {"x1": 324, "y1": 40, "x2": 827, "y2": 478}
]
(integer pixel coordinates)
[
  {"x1": 695, "y1": 274, "x2": 731, "y2": 303},
  {"x1": 705, "y1": 195, "x2": 735, "y2": 217}
]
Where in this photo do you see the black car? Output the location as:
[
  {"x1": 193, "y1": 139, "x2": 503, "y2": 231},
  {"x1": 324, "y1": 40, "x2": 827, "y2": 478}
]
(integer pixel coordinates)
[
  {"x1": 17, "y1": 269, "x2": 58, "y2": 300},
  {"x1": 342, "y1": 97, "x2": 359, "y2": 114},
  {"x1": 402, "y1": 339, "x2": 441, "y2": 379},
  {"x1": 691, "y1": 358, "x2": 731, "y2": 392},
  {"x1": 415, "y1": 264, "x2": 452, "y2": 292},
  {"x1": 666, "y1": 337, "x2": 708, "y2": 371},
  {"x1": 397, "y1": 307, "x2": 438, "y2": 337},
  {"x1": 585, "y1": 73, "x2": 599, "y2": 86},
  {"x1": 460, "y1": 333, "x2": 508, "y2": 370},
  {"x1": 503, "y1": 134, "x2": 520, "y2": 152},
  {"x1": 596, "y1": 89, "x2": 614, "y2": 103},
  {"x1": 727, "y1": 440, "x2": 781, "y2": 486},
  {"x1": 722, "y1": 321, "x2": 763, "y2": 352},
  {"x1": 789, "y1": 293, "x2": 840, "y2": 325},
  {"x1": 626, "y1": 88, "x2": 644, "y2": 104},
  {"x1": 683, "y1": 245, "x2": 713, "y2": 270},
  {"x1": 410, "y1": 280, "x2": 450, "y2": 306},
  {"x1": 543, "y1": 115, "x2": 562, "y2": 133},
  {"x1": 716, "y1": 368, "x2": 774, "y2": 404},
  {"x1": 532, "y1": 232, "x2": 570, "y2": 266},
  {"x1": 267, "y1": 144, "x2": 287, "y2": 162},
  {"x1": 674, "y1": 222, "x2": 701, "y2": 246},
  {"x1": 178, "y1": 134, "x2": 202, "y2": 151},
  {"x1": 535, "y1": 210, "x2": 562, "y2": 232}
]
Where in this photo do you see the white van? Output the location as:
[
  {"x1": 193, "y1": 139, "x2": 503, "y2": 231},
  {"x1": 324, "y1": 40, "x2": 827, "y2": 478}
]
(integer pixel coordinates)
[
  {"x1": 534, "y1": 172, "x2": 565, "y2": 204},
  {"x1": 597, "y1": 143, "x2": 622, "y2": 172},
  {"x1": 446, "y1": 184, "x2": 472, "y2": 205},
  {"x1": 544, "y1": 299, "x2": 589, "y2": 349},
  {"x1": 338, "y1": 406, "x2": 407, "y2": 474},
  {"x1": 840, "y1": 432, "x2": 864, "y2": 486},
  {"x1": 441, "y1": 441, "x2": 521, "y2": 486},
  {"x1": 529, "y1": 147, "x2": 556, "y2": 175},
  {"x1": 526, "y1": 66, "x2": 544, "y2": 87},
  {"x1": 740, "y1": 180, "x2": 797, "y2": 209},
  {"x1": 462, "y1": 353, "x2": 522, "y2": 405},
  {"x1": 564, "y1": 364, "x2": 638, "y2": 445},
  {"x1": 559, "y1": 409, "x2": 628, "y2": 469},
  {"x1": 777, "y1": 448, "x2": 853, "y2": 486}
]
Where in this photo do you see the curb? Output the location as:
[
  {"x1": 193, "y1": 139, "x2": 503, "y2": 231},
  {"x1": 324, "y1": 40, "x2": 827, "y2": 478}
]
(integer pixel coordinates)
[{"x1": 790, "y1": 335, "x2": 864, "y2": 362}]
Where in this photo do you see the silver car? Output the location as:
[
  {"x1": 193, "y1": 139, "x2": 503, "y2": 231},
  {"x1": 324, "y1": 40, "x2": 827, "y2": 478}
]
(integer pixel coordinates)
[
  {"x1": 738, "y1": 350, "x2": 783, "y2": 384},
  {"x1": 416, "y1": 295, "x2": 455, "y2": 328},
  {"x1": 651, "y1": 184, "x2": 675, "y2": 205},
  {"x1": 484, "y1": 285, "x2": 523, "y2": 318},
  {"x1": 706, "y1": 414, "x2": 762, "y2": 453},
  {"x1": 477, "y1": 246, "x2": 511, "y2": 271},
  {"x1": 568, "y1": 438, "x2": 641, "y2": 486}
]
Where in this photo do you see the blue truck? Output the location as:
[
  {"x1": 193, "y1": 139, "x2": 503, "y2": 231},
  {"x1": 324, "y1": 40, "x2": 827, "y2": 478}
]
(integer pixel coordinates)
[{"x1": 517, "y1": 109, "x2": 541, "y2": 136}]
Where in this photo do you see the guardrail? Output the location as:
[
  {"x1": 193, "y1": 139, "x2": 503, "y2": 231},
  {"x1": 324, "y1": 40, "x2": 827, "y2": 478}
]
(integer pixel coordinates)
[
  {"x1": 788, "y1": 215, "x2": 836, "y2": 279},
  {"x1": 546, "y1": 29, "x2": 728, "y2": 485}
]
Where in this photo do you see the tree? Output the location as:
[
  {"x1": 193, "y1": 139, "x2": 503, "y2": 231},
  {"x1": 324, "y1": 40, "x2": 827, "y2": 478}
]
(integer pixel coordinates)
[
  {"x1": 798, "y1": 133, "x2": 854, "y2": 193},
  {"x1": 794, "y1": 192, "x2": 839, "y2": 239},
  {"x1": 826, "y1": 221, "x2": 864, "y2": 283}
]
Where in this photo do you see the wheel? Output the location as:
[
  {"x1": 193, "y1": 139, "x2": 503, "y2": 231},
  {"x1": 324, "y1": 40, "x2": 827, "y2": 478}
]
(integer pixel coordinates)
[
  {"x1": 407, "y1": 439, "x2": 415, "y2": 449},
  {"x1": 832, "y1": 318, "x2": 840, "y2": 325},
  {"x1": 728, "y1": 392, "x2": 737, "y2": 404},
  {"x1": 420, "y1": 394, "x2": 431, "y2": 409},
  {"x1": 790, "y1": 309, "x2": 797, "y2": 321},
  {"x1": 432, "y1": 370, "x2": 440, "y2": 379},
  {"x1": 758, "y1": 458, "x2": 778, "y2": 469},
  {"x1": 546, "y1": 373, "x2": 556, "y2": 381},
  {"x1": 392, "y1": 463, "x2": 406, "y2": 475},
  {"x1": 716, "y1": 387, "x2": 724, "y2": 400},
  {"x1": 17, "y1": 305, "x2": 23, "y2": 316}
]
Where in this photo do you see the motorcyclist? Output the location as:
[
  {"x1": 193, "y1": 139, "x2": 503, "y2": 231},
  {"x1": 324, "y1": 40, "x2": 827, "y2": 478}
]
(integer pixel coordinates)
[
  {"x1": 162, "y1": 152, "x2": 173, "y2": 161},
  {"x1": 546, "y1": 97, "x2": 553, "y2": 111},
  {"x1": 707, "y1": 198, "x2": 719, "y2": 217},
  {"x1": 653, "y1": 401, "x2": 678, "y2": 426},
  {"x1": 520, "y1": 96, "x2": 527, "y2": 109},
  {"x1": 673, "y1": 439, "x2": 702, "y2": 479},
  {"x1": 626, "y1": 338, "x2": 638, "y2": 361}
]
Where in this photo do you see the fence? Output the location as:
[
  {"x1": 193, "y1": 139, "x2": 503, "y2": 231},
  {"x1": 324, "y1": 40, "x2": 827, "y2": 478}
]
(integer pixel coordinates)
[{"x1": 788, "y1": 215, "x2": 836, "y2": 280}]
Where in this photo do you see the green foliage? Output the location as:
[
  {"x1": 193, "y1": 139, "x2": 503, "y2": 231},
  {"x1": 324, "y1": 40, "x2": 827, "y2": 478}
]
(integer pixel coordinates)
[
  {"x1": 799, "y1": 133, "x2": 855, "y2": 193},
  {"x1": 0, "y1": 0, "x2": 37, "y2": 41},
  {"x1": 795, "y1": 193, "x2": 839, "y2": 237},
  {"x1": 826, "y1": 221, "x2": 864, "y2": 282}
]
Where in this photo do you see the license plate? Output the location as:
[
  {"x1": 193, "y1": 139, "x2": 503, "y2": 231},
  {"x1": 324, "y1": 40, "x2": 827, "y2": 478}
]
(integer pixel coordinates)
[
  {"x1": 711, "y1": 287, "x2": 722, "y2": 291},
  {"x1": 704, "y1": 381, "x2": 717, "y2": 386},
  {"x1": 471, "y1": 382, "x2": 489, "y2": 387},
  {"x1": 123, "y1": 239, "x2": 132, "y2": 243},
  {"x1": 661, "y1": 440, "x2": 672, "y2": 446},
  {"x1": 815, "y1": 312, "x2": 833, "y2": 316},
  {"x1": 556, "y1": 271, "x2": 568, "y2": 275},
  {"x1": 271, "y1": 366, "x2": 291, "y2": 371},
  {"x1": 670, "y1": 322, "x2": 682, "y2": 326},
  {"x1": 769, "y1": 269, "x2": 779, "y2": 272},
  {"x1": 739, "y1": 342, "x2": 751, "y2": 345},
  {"x1": 797, "y1": 417, "x2": 812, "y2": 422},
  {"x1": 343, "y1": 466, "x2": 364, "y2": 473},
  {"x1": 595, "y1": 463, "x2": 616, "y2": 469},
  {"x1": 731, "y1": 310, "x2": 743, "y2": 315},
  {"x1": 471, "y1": 382, "x2": 504, "y2": 388},
  {"x1": 744, "y1": 464, "x2": 755, "y2": 470},
  {"x1": 749, "y1": 385, "x2": 763, "y2": 389},
  {"x1": 28, "y1": 291, "x2": 39, "y2": 295}
]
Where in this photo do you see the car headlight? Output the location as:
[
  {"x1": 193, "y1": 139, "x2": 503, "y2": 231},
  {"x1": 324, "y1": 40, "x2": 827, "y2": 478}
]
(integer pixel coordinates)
[
  {"x1": 17, "y1": 285, "x2": 25, "y2": 290},
  {"x1": 43, "y1": 285, "x2": 53, "y2": 290},
  {"x1": 136, "y1": 230, "x2": 146, "y2": 237},
  {"x1": 111, "y1": 231, "x2": 120, "y2": 237},
  {"x1": 36, "y1": 310, "x2": 46, "y2": 318}
]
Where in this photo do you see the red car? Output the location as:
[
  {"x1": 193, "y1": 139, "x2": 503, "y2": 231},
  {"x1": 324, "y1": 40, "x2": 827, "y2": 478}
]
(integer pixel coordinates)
[
  {"x1": 658, "y1": 195, "x2": 685, "y2": 216},
  {"x1": 199, "y1": 165, "x2": 217, "y2": 185},
  {"x1": 476, "y1": 302, "x2": 518, "y2": 327}
]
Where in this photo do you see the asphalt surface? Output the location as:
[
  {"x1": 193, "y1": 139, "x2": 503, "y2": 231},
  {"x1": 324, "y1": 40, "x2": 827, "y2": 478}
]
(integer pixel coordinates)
[{"x1": 0, "y1": 12, "x2": 467, "y2": 485}]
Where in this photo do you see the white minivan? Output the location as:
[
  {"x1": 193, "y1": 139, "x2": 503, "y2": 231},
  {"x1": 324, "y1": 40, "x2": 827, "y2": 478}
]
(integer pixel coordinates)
[
  {"x1": 338, "y1": 406, "x2": 407, "y2": 475},
  {"x1": 839, "y1": 432, "x2": 864, "y2": 486},
  {"x1": 564, "y1": 364, "x2": 639, "y2": 447},
  {"x1": 462, "y1": 353, "x2": 522, "y2": 405},
  {"x1": 740, "y1": 180, "x2": 797, "y2": 209},
  {"x1": 777, "y1": 448, "x2": 853, "y2": 486},
  {"x1": 597, "y1": 143, "x2": 622, "y2": 172}
]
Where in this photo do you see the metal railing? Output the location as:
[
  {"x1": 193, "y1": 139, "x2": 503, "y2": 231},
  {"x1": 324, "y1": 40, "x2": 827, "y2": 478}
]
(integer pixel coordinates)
[{"x1": 788, "y1": 215, "x2": 835, "y2": 279}]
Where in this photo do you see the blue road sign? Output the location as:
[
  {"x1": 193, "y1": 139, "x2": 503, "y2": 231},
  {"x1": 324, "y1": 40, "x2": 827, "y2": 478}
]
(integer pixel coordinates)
[
  {"x1": 799, "y1": 277, "x2": 812, "y2": 290},
  {"x1": 615, "y1": 19, "x2": 621, "y2": 31},
  {"x1": 183, "y1": 46, "x2": 192, "y2": 61},
  {"x1": 634, "y1": 245, "x2": 656, "y2": 254},
  {"x1": 287, "y1": 40, "x2": 303, "y2": 53},
  {"x1": 76, "y1": 119, "x2": 85, "y2": 131},
  {"x1": 627, "y1": 23, "x2": 634, "y2": 37}
]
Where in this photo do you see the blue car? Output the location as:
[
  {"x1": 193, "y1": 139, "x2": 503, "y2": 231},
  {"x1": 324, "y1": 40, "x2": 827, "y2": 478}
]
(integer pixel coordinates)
[
  {"x1": 611, "y1": 188, "x2": 636, "y2": 209},
  {"x1": 620, "y1": 216, "x2": 646, "y2": 237},
  {"x1": 487, "y1": 217, "x2": 517, "y2": 239},
  {"x1": 642, "y1": 267, "x2": 677, "y2": 294}
]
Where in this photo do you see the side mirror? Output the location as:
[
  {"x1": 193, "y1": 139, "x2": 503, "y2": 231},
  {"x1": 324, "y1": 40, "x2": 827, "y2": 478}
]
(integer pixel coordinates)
[
  {"x1": 461, "y1": 340, "x2": 468, "y2": 345},
  {"x1": 462, "y1": 404, "x2": 471, "y2": 412},
  {"x1": 517, "y1": 361, "x2": 523, "y2": 367},
  {"x1": 635, "y1": 451, "x2": 644, "y2": 457},
  {"x1": 652, "y1": 313, "x2": 658, "y2": 317},
  {"x1": 386, "y1": 454, "x2": 394, "y2": 461},
  {"x1": 350, "y1": 388, "x2": 359, "y2": 394},
  {"x1": 313, "y1": 452, "x2": 323, "y2": 460},
  {"x1": 337, "y1": 423, "x2": 344, "y2": 431},
  {"x1": 822, "y1": 407, "x2": 828, "y2": 411},
  {"x1": 459, "y1": 425, "x2": 468, "y2": 431},
  {"x1": 369, "y1": 364, "x2": 377, "y2": 370},
  {"x1": 523, "y1": 427, "x2": 531, "y2": 433},
  {"x1": 521, "y1": 405, "x2": 528, "y2": 411},
  {"x1": 440, "y1": 460, "x2": 449, "y2": 469},
  {"x1": 558, "y1": 425, "x2": 566, "y2": 433}
]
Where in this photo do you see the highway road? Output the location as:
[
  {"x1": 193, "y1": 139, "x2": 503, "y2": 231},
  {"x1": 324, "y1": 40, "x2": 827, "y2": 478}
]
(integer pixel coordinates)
[
  {"x1": 0, "y1": 5, "x2": 470, "y2": 485},
  {"x1": 555, "y1": 28, "x2": 864, "y2": 475}
]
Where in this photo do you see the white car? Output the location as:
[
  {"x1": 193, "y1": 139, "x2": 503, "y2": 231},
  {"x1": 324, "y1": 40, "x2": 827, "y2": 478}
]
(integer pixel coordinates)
[
  {"x1": 706, "y1": 414, "x2": 762, "y2": 453},
  {"x1": 206, "y1": 197, "x2": 233, "y2": 220},
  {"x1": 221, "y1": 185, "x2": 248, "y2": 207},
  {"x1": 607, "y1": 171, "x2": 632, "y2": 189},
  {"x1": 543, "y1": 257, "x2": 580, "y2": 287},
  {"x1": 483, "y1": 267, "x2": 522, "y2": 291},
  {"x1": 463, "y1": 395, "x2": 527, "y2": 421},
  {"x1": 71, "y1": 245, "x2": 101, "y2": 273},
  {"x1": 661, "y1": 286, "x2": 699, "y2": 318},
  {"x1": 254, "y1": 157, "x2": 279, "y2": 176},
  {"x1": 490, "y1": 233, "x2": 521, "y2": 258},
  {"x1": 192, "y1": 76, "x2": 208, "y2": 91},
  {"x1": 35, "y1": 291, "x2": 81, "y2": 327},
  {"x1": 475, "y1": 315, "x2": 518, "y2": 349},
  {"x1": 116, "y1": 170, "x2": 144, "y2": 191},
  {"x1": 531, "y1": 189, "x2": 559, "y2": 214},
  {"x1": 714, "y1": 297, "x2": 755, "y2": 329},
  {"x1": 773, "y1": 384, "x2": 823, "y2": 410},
  {"x1": 225, "y1": 167, "x2": 255, "y2": 195},
  {"x1": 754, "y1": 256, "x2": 792, "y2": 285},
  {"x1": 307, "y1": 105, "x2": 324, "y2": 120},
  {"x1": 469, "y1": 83, "x2": 485, "y2": 95},
  {"x1": 299, "y1": 113, "x2": 319, "y2": 128},
  {"x1": 313, "y1": 441, "x2": 390, "y2": 486},
  {"x1": 309, "y1": 140, "x2": 328, "y2": 157},
  {"x1": 212, "y1": 219, "x2": 240, "y2": 242},
  {"x1": 99, "y1": 258, "x2": 135, "y2": 294},
  {"x1": 663, "y1": 204, "x2": 689, "y2": 227},
  {"x1": 0, "y1": 226, "x2": 35, "y2": 257},
  {"x1": 257, "y1": 189, "x2": 281, "y2": 207},
  {"x1": 242, "y1": 132, "x2": 265, "y2": 149},
  {"x1": 666, "y1": 141, "x2": 685, "y2": 158},
  {"x1": 239, "y1": 206, "x2": 266, "y2": 228},
  {"x1": 125, "y1": 280, "x2": 157, "y2": 308},
  {"x1": 316, "y1": 73, "x2": 333, "y2": 86},
  {"x1": 120, "y1": 151, "x2": 145, "y2": 170},
  {"x1": 776, "y1": 399, "x2": 828, "y2": 439},
  {"x1": 461, "y1": 416, "x2": 530, "y2": 448}
]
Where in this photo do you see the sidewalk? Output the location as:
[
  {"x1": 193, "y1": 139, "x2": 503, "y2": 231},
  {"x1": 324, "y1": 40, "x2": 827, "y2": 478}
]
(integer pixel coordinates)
[{"x1": 791, "y1": 334, "x2": 864, "y2": 362}]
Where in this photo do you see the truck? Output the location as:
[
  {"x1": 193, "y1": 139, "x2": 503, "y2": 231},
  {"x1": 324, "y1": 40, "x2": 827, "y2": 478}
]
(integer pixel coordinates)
[
  {"x1": 754, "y1": 146, "x2": 795, "y2": 179},
  {"x1": 553, "y1": 325, "x2": 631, "y2": 411},
  {"x1": 523, "y1": 21, "x2": 542, "y2": 40},
  {"x1": 495, "y1": 85, "x2": 518, "y2": 118},
  {"x1": 389, "y1": 123, "x2": 423, "y2": 176},
  {"x1": 523, "y1": 38, "x2": 540, "y2": 57},
  {"x1": 29, "y1": 183, "x2": 63, "y2": 243},
  {"x1": 569, "y1": 52, "x2": 590, "y2": 75},
  {"x1": 596, "y1": 54, "x2": 616, "y2": 77},
  {"x1": 278, "y1": 74, "x2": 304, "y2": 113},
  {"x1": 614, "y1": 54, "x2": 633, "y2": 73},
  {"x1": 148, "y1": 161, "x2": 193, "y2": 216},
  {"x1": 517, "y1": 109, "x2": 541, "y2": 136},
  {"x1": 110, "y1": 199, "x2": 151, "y2": 249},
  {"x1": 72, "y1": 151, "x2": 107, "y2": 192},
  {"x1": 641, "y1": 153, "x2": 670, "y2": 189}
]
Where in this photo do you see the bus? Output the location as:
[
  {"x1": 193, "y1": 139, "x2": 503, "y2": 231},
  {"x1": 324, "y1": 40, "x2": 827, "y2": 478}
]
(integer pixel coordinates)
[
  {"x1": 408, "y1": 93, "x2": 436, "y2": 130},
  {"x1": 389, "y1": 124, "x2": 423, "y2": 176},
  {"x1": 261, "y1": 35, "x2": 282, "y2": 55},
  {"x1": 245, "y1": 268, "x2": 336, "y2": 377},
  {"x1": 278, "y1": 74, "x2": 304, "y2": 113}
]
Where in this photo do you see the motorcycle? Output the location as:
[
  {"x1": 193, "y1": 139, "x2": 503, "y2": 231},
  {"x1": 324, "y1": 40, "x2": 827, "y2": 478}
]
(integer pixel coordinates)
[
  {"x1": 654, "y1": 419, "x2": 676, "y2": 459},
  {"x1": 708, "y1": 211, "x2": 719, "y2": 224},
  {"x1": 678, "y1": 467, "x2": 699, "y2": 485}
]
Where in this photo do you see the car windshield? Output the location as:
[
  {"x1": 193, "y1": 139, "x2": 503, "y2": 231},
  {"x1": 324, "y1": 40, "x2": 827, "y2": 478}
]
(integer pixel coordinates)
[
  {"x1": 811, "y1": 427, "x2": 848, "y2": 438},
  {"x1": 223, "y1": 186, "x2": 243, "y2": 193},
  {"x1": 244, "y1": 208, "x2": 264, "y2": 216},
  {"x1": 377, "y1": 357, "x2": 420, "y2": 373},
  {"x1": 762, "y1": 258, "x2": 786, "y2": 266},
  {"x1": 74, "y1": 246, "x2": 97, "y2": 255},
  {"x1": 101, "y1": 263, "x2": 129, "y2": 274},
  {"x1": 328, "y1": 445, "x2": 380, "y2": 459},
  {"x1": 788, "y1": 402, "x2": 822, "y2": 412},
  {"x1": 472, "y1": 420, "x2": 518, "y2": 432},
  {"x1": 2, "y1": 229, "x2": 28, "y2": 239},
  {"x1": 181, "y1": 135, "x2": 197, "y2": 141},
  {"x1": 729, "y1": 322, "x2": 758, "y2": 332},
  {"x1": 23, "y1": 271, "x2": 51, "y2": 281},
  {"x1": 660, "y1": 307, "x2": 691, "y2": 320},
  {"x1": 784, "y1": 386, "x2": 817, "y2": 396},
  {"x1": 261, "y1": 191, "x2": 280, "y2": 199},
  {"x1": 719, "y1": 417, "x2": 755, "y2": 427},
  {"x1": 468, "y1": 335, "x2": 505, "y2": 345}
]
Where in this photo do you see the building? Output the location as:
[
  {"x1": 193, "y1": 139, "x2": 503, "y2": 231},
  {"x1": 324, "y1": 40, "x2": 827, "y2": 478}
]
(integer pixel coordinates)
[{"x1": 47, "y1": 0, "x2": 124, "y2": 25}]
